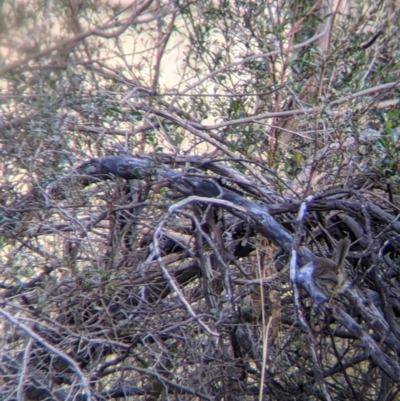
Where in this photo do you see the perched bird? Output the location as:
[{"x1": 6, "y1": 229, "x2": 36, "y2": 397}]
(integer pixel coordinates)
[{"x1": 297, "y1": 238, "x2": 351, "y2": 303}]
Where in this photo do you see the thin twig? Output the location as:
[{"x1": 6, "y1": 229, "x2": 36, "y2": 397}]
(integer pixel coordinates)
[{"x1": 0, "y1": 307, "x2": 91, "y2": 401}]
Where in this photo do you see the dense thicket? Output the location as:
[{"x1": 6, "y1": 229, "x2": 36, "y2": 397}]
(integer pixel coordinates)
[{"x1": 1, "y1": 1, "x2": 400, "y2": 400}]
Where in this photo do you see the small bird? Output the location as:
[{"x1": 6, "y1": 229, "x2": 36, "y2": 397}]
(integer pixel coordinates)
[{"x1": 297, "y1": 238, "x2": 351, "y2": 303}]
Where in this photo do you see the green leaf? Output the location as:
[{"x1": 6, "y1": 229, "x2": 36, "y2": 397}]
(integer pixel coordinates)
[{"x1": 293, "y1": 150, "x2": 301, "y2": 164}]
